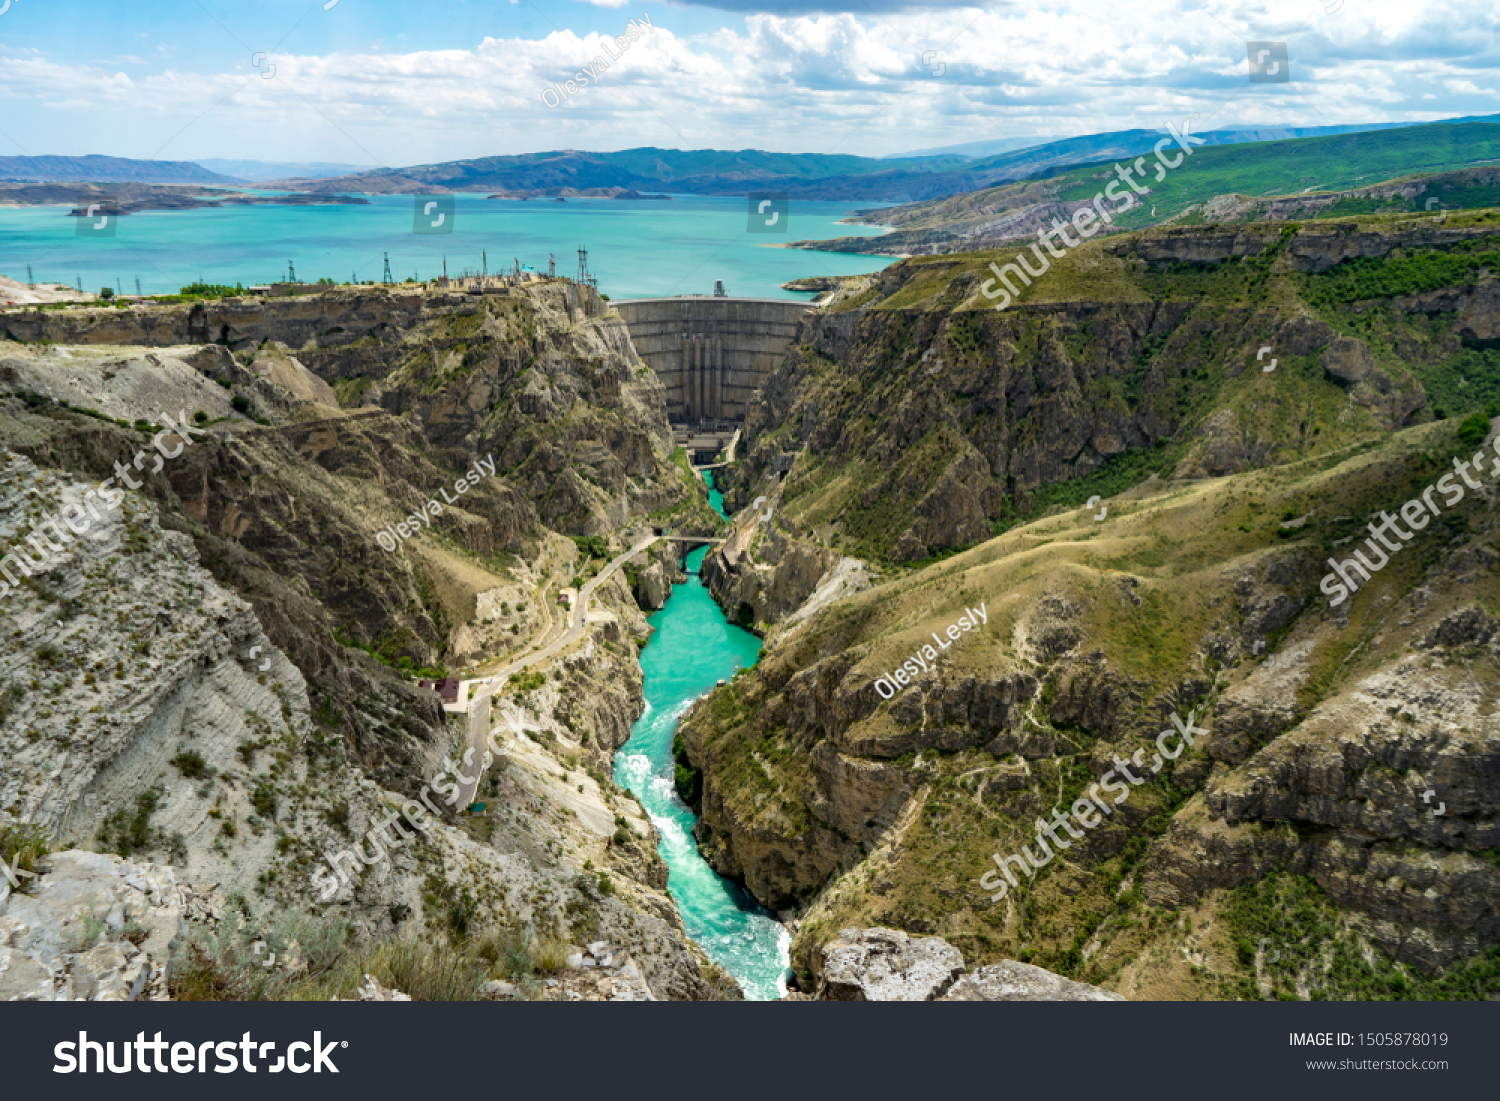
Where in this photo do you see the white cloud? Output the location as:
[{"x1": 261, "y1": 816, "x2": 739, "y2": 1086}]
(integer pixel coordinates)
[{"x1": 0, "y1": 0, "x2": 1495, "y2": 161}]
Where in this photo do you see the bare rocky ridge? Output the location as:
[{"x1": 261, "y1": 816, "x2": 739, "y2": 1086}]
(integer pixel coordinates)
[
  {"x1": 805, "y1": 926, "x2": 1120, "y2": 1001},
  {"x1": 0, "y1": 851, "x2": 225, "y2": 1001},
  {"x1": 700, "y1": 508, "x2": 873, "y2": 635}
]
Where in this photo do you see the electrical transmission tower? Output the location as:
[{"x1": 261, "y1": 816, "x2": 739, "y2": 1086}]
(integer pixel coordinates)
[
  {"x1": 382, "y1": 252, "x2": 392, "y2": 284},
  {"x1": 288, "y1": 261, "x2": 297, "y2": 283},
  {"x1": 548, "y1": 253, "x2": 555, "y2": 278}
]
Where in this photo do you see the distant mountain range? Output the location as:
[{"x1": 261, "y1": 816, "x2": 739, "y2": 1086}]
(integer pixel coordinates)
[
  {"x1": 890, "y1": 122, "x2": 1411, "y2": 162},
  {"x1": 266, "y1": 115, "x2": 1500, "y2": 202},
  {"x1": 194, "y1": 159, "x2": 377, "y2": 182},
  {"x1": 9, "y1": 114, "x2": 1500, "y2": 203},
  {"x1": 255, "y1": 148, "x2": 974, "y2": 200},
  {"x1": 0, "y1": 155, "x2": 239, "y2": 185},
  {"x1": 886, "y1": 136, "x2": 1058, "y2": 160}
]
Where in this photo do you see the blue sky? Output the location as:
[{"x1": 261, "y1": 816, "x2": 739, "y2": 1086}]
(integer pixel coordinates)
[{"x1": 0, "y1": 0, "x2": 1496, "y2": 166}]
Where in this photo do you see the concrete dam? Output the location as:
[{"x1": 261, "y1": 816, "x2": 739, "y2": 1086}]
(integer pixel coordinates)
[{"x1": 615, "y1": 297, "x2": 811, "y2": 422}]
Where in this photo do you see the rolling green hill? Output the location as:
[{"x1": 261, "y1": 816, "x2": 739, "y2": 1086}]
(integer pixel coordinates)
[
  {"x1": 1077, "y1": 121, "x2": 1500, "y2": 229},
  {"x1": 810, "y1": 121, "x2": 1500, "y2": 255}
]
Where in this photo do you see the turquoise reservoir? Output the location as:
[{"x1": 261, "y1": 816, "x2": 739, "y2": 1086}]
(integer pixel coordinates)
[
  {"x1": 0, "y1": 193, "x2": 891, "y2": 299},
  {"x1": 612, "y1": 473, "x2": 790, "y2": 999}
]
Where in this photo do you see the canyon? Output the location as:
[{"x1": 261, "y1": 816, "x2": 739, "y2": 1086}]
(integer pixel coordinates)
[
  {"x1": 4, "y1": 203, "x2": 1500, "y2": 1001},
  {"x1": 686, "y1": 210, "x2": 1500, "y2": 998}
]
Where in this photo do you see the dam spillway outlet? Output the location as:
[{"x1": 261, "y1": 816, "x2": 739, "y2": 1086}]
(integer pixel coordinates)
[{"x1": 615, "y1": 297, "x2": 811, "y2": 422}]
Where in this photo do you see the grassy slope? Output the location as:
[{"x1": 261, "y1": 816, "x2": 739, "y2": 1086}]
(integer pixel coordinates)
[
  {"x1": 832, "y1": 121, "x2": 1500, "y2": 244},
  {"x1": 777, "y1": 213, "x2": 1500, "y2": 563},
  {"x1": 1072, "y1": 122, "x2": 1500, "y2": 228}
]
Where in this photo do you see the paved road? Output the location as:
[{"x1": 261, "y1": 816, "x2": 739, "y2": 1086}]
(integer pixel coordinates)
[{"x1": 457, "y1": 535, "x2": 661, "y2": 807}]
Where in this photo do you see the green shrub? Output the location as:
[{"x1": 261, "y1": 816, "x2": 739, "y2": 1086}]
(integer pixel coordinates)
[
  {"x1": 169, "y1": 749, "x2": 210, "y2": 779},
  {"x1": 97, "y1": 789, "x2": 163, "y2": 858},
  {"x1": 474, "y1": 926, "x2": 571, "y2": 987},
  {"x1": 321, "y1": 800, "x2": 351, "y2": 837},
  {"x1": 570, "y1": 535, "x2": 609, "y2": 560},
  {"x1": 251, "y1": 782, "x2": 277, "y2": 820},
  {"x1": 672, "y1": 732, "x2": 702, "y2": 809},
  {"x1": 179, "y1": 282, "x2": 245, "y2": 298},
  {"x1": 1456, "y1": 410, "x2": 1491, "y2": 449}
]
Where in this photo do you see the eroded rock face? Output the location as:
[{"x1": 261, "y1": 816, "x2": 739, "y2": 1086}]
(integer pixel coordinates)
[
  {"x1": 691, "y1": 414, "x2": 1500, "y2": 987},
  {"x1": 1307, "y1": 337, "x2": 1428, "y2": 431},
  {"x1": 1420, "y1": 606, "x2": 1499, "y2": 650},
  {"x1": 814, "y1": 927, "x2": 966, "y2": 1001},
  {"x1": 812, "y1": 927, "x2": 1122, "y2": 1001},
  {"x1": 1118, "y1": 221, "x2": 1499, "y2": 274},
  {"x1": 633, "y1": 560, "x2": 669, "y2": 612},
  {"x1": 0, "y1": 288, "x2": 435, "y2": 352},
  {"x1": 1322, "y1": 337, "x2": 1377, "y2": 383},
  {"x1": 249, "y1": 341, "x2": 339, "y2": 407},
  {"x1": 0, "y1": 851, "x2": 224, "y2": 1001},
  {"x1": 682, "y1": 640, "x2": 1037, "y2": 907},
  {"x1": 942, "y1": 960, "x2": 1124, "y2": 1001},
  {"x1": 0, "y1": 316, "x2": 732, "y2": 1001},
  {"x1": 702, "y1": 522, "x2": 842, "y2": 629},
  {"x1": 1146, "y1": 630, "x2": 1500, "y2": 972},
  {"x1": 717, "y1": 221, "x2": 1500, "y2": 563}
]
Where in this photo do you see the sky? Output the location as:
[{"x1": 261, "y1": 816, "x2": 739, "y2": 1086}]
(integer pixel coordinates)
[{"x1": 0, "y1": 0, "x2": 1496, "y2": 168}]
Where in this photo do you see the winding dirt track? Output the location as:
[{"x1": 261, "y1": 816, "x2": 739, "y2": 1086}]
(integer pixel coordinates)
[{"x1": 456, "y1": 535, "x2": 661, "y2": 806}]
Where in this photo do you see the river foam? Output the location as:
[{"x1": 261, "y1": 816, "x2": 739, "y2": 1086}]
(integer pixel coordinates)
[{"x1": 611, "y1": 513, "x2": 789, "y2": 999}]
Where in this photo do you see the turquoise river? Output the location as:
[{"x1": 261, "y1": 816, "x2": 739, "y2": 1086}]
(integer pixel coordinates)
[{"x1": 612, "y1": 473, "x2": 790, "y2": 1000}]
